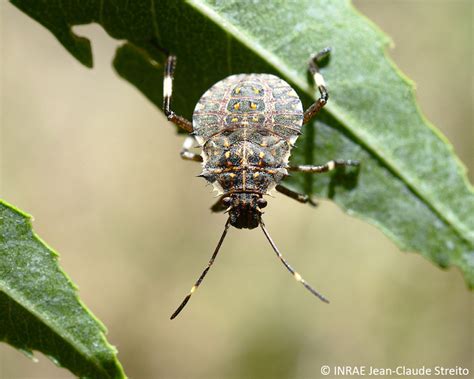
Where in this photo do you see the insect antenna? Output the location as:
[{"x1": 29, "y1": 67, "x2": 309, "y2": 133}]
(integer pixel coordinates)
[
  {"x1": 260, "y1": 220, "x2": 329, "y2": 303},
  {"x1": 170, "y1": 218, "x2": 231, "y2": 319}
]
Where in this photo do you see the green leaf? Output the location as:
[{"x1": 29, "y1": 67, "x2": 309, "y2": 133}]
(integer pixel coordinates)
[
  {"x1": 0, "y1": 201, "x2": 126, "y2": 378},
  {"x1": 9, "y1": 0, "x2": 474, "y2": 288}
]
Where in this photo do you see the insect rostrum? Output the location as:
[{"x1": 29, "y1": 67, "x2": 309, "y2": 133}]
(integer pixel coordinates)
[{"x1": 163, "y1": 48, "x2": 359, "y2": 319}]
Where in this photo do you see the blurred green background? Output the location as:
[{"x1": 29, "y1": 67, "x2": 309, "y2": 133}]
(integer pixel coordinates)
[{"x1": 1, "y1": 1, "x2": 473, "y2": 378}]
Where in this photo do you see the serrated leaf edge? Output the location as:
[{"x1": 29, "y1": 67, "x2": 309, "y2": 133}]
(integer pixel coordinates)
[
  {"x1": 187, "y1": 0, "x2": 474, "y2": 247},
  {"x1": 0, "y1": 200, "x2": 125, "y2": 379}
]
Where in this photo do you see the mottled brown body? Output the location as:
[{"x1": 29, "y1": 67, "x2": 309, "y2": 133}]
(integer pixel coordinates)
[
  {"x1": 164, "y1": 51, "x2": 359, "y2": 318},
  {"x1": 193, "y1": 74, "x2": 303, "y2": 228}
]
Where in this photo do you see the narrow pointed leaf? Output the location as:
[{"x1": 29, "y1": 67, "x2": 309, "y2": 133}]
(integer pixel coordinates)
[
  {"x1": 9, "y1": 0, "x2": 474, "y2": 287},
  {"x1": 0, "y1": 201, "x2": 126, "y2": 378}
]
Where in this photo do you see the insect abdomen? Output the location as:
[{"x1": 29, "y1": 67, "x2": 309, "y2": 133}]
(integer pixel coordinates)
[{"x1": 192, "y1": 74, "x2": 303, "y2": 143}]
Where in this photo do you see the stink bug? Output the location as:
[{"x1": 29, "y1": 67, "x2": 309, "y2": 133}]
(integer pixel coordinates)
[{"x1": 163, "y1": 48, "x2": 359, "y2": 319}]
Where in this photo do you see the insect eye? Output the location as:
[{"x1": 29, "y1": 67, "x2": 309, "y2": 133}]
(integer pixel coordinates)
[
  {"x1": 257, "y1": 198, "x2": 267, "y2": 208},
  {"x1": 222, "y1": 197, "x2": 232, "y2": 207}
]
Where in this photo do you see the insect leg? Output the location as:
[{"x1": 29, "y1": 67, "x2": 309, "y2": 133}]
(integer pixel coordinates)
[
  {"x1": 210, "y1": 196, "x2": 227, "y2": 213},
  {"x1": 276, "y1": 184, "x2": 317, "y2": 206},
  {"x1": 260, "y1": 220, "x2": 329, "y2": 303},
  {"x1": 289, "y1": 159, "x2": 359, "y2": 174},
  {"x1": 303, "y1": 47, "x2": 331, "y2": 125},
  {"x1": 170, "y1": 219, "x2": 231, "y2": 319},
  {"x1": 163, "y1": 55, "x2": 193, "y2": 133},
  {"x1": 180, "y1": 136, "x2": 203, "y2": 162}
]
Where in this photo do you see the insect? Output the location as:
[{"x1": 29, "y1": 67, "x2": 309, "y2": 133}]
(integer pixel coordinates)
[{"x1": 163, "y1": 48, "x2": 359, "y2": 319}]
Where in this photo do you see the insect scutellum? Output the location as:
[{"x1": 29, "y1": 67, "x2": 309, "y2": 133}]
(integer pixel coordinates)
[{"x1": 162, "y1": 48, "x2": 359, "y2": 319}]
